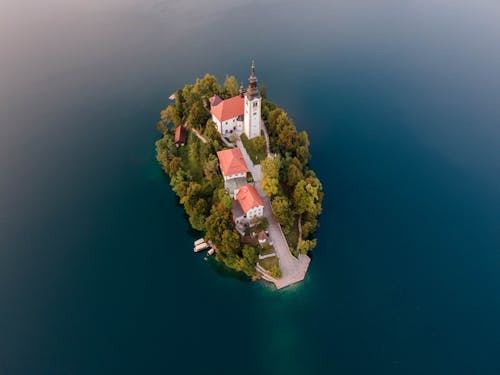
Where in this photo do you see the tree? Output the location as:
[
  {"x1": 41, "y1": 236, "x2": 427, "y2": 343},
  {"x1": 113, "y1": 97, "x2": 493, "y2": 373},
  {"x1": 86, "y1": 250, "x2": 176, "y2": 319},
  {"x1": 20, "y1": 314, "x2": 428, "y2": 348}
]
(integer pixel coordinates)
[
  {"x1": 292, "y1": 176, "x2": 323, "y2": 216},
  {"x1": 175, "y1": 88, "x2": 185, "y2": 122},
  {"x1": 296, "y1": 131, "x2": 311, "y2": 165},
  {"x1": 170, "y1": 170, "x2": 190, "y2": 198},
  {"x1": 260, "y1": 157, "x2": 280, "y2": 197},
  {"x1": 169, "y1": 156, "x2": 182, "y2": 176},
  {"x1": 249, "y1": 216, "x2": 269, "y2": 233},
  {"x1": 155, "y1": 135, "x2": 177, "y2": 174},
  {"x1": 259, "y1": 82, "x2": 267, "y2": 99},
  {"x1": 287, "y1": 162, "x2": 304, "y2": 187},
  {"x1": 203, "y1": 119, "x2": 220, "y2": 141},
  {"x1": 223, "y1": 75, "x2": 239, "y2": 97},
  {"x1": 156, "y1": 121, "x2": 168, "y2": 135},
  {"x1": 221, "y1": 229, "x2": 241, "y2": 255},
  {"x1": 188, "y1": 198, "x2": 208, "y2": 231},
  {"x1": 186, "y1": 101, "x2": 209, "y2": 129},
  {"x1": 180, "y1": 182, "x2": 202, "y2": 213},
  {"x1": 242, "y1": 245, "x2": 258, "y2": 264},
  {"x1": 253, "y1": 135, "x2": 267, "y2": 158},
  {"x1": 277, "y1": 124, "x2": 298, "y2": 152},
  {"x1": 301, "y1": 215, "x2": 318, "y2": 238},
  {"x1": 298, "y1": 239, "x2": 317, "y2": 254},
  {"x1": 205, "y1": 202, "x2": 234, "y2": 249},
  {"x1": 161, "y1": 104, "x2": 182, "y2": 126},
  {"x1": 193, "y1": 74, "x2": 221, "y2": 99},
  {"x1": 271, "y1": 195, "x2": 293, "y2": 229},
  {"x1": 203, "y1": 154, "x2": 219, "y2": 182}
]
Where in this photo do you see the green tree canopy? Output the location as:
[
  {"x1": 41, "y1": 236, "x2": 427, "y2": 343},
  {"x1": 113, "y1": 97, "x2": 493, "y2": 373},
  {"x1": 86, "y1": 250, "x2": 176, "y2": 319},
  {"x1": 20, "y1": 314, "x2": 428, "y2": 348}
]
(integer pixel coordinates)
[
  {"x1": 271, "y1": 195, "x2": 293, "y2": 229},
  {"x1": 223, "y1": 75, "x2": 239, "y2": 97},
  {"x1": 292, "y1": 176, "x2": 323, "y2": 216},
  {"x1": 260, "y1": 156, "x2": 280, "y2": 197}
]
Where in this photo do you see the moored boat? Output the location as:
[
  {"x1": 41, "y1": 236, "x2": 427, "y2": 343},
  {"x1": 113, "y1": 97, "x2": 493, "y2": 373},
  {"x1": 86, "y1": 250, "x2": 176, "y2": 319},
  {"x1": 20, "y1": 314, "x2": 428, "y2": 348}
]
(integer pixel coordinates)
[
  {"x1": 194, "y1": 242, "x2": 209, "y2": 252},
  {"x1": 194, "y1": 238, "x2": 205, "y2": 246}
]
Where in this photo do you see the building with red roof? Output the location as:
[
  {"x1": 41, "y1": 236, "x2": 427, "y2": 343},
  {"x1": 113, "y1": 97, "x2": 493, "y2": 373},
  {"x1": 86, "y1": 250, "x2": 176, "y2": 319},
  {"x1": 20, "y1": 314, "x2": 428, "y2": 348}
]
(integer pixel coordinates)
[
  {"x1": 174, "y1": 125, "x2": 187, "y2": 147},
  {"x1": 217, "y1": 148, "x2": 249, "y2": 197},
  {"x1": 233, "y1": 185, "x2": 264, "y2": 222},
  {"x1": 216, "y1": 148, "x2": 248, "y2": 180},
  {"x1": 209, "y1": 95, "x2": 223, "y2": 107},
  {"x1": 210, "y1": 95, "x2": 244, "y2": 135},
  {"x1": 209, "y1": 61, "x2": 262, "y2": 139}
]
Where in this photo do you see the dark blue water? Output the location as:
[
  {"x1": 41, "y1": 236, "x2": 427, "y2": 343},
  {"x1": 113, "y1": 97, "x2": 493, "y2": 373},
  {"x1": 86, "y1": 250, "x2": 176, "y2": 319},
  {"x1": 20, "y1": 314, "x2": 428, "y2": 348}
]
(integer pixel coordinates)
[{"x1": 1, "y1": 1, "x2": 499, "y2": 373}]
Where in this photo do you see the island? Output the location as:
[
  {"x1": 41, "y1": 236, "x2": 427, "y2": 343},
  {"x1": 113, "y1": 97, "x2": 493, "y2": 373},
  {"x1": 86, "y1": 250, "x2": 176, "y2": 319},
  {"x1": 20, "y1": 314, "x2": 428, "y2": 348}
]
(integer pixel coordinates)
[{"x1": 155, "y1": 61, "x2": 323, "y2": 289}]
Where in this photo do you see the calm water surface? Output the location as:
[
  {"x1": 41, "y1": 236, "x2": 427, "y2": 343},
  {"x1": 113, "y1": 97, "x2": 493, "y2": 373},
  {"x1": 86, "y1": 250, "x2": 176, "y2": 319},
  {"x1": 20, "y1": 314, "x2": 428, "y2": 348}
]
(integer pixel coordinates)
[{"x1": 1, "y1": 1, "x2": 499, "y2": 373}]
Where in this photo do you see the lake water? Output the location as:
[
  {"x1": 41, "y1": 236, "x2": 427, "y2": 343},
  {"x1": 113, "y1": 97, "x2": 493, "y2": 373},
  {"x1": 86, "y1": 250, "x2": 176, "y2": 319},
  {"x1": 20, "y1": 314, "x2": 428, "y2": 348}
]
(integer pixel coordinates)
[{"x1": 1, "y1": 1, "x2": 499, "y2": 373}]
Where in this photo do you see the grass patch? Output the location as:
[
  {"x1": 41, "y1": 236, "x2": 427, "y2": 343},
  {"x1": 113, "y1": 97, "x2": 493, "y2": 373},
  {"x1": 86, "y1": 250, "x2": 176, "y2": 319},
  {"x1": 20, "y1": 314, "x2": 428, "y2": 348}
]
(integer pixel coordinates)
[
  {"x1": 178, "y1": 131, "x2": 203, "y2": 181},
  {"x1": 258, "y1": 256, "x2": 281, "y2": 278},
  {"x1": 240, "y1": 133, "x2": 267, "y2": 164},
  {"x1": 260, "y1": 244, "x2": 275, "y2": 256}
]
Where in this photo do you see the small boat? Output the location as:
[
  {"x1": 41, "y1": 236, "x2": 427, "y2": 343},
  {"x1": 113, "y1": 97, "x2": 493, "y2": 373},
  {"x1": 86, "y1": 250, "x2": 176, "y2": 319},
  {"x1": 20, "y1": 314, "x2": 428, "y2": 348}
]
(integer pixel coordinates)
[
  {"x1": 168, "y1": 93, "x2": 176, "y2": 101},
  {"x1": 207, "y1": 248, "x2": 215, "y2": 256},
  {"x1": 194, "y1": 243, "x2": 209, "y2": 252},
  {"x1": 194, "y1": 238, "x2": 205, "y2": 246}
]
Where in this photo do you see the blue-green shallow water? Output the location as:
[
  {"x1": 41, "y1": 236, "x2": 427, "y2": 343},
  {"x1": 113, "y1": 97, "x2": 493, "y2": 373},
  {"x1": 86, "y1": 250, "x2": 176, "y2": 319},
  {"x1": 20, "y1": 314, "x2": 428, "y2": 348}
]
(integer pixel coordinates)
[{"x1": 1, "y1": 1, "x2": 499, "y2": 373}]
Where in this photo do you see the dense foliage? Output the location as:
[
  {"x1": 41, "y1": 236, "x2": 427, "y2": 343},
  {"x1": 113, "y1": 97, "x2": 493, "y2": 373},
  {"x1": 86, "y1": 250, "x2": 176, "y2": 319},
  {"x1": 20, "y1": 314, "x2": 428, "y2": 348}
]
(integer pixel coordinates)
[
  {"x1": 156, "y1": 74, "x2": 259, "y2": 278},
  {"x1": 260, "y1": 98, "x2": 323, "y2": 255}
]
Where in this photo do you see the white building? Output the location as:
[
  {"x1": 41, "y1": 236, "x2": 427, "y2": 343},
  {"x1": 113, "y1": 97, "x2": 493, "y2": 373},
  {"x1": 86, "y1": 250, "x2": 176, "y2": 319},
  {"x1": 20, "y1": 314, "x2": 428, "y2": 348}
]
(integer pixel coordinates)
[
  {"x1": 210, "y1": 61, "x2": 262, "y2": 139},
  {"x1": 216, "y1": 148, "x2": 249, "y2": 197},
  {"x1": 243, "y1": 61, "x2": 262, "y2": 139},
  {"x1": 209, "y1": 95, "x2": 244, "y2": 135},
  {"x1": 233, "y1": 185, "x2": 264, "y2": 225}
]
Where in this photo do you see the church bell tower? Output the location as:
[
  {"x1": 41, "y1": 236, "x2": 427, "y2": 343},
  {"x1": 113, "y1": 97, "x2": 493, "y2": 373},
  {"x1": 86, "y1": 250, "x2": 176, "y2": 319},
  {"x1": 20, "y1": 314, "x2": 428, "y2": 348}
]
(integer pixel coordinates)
[{"x1": 243, "y1": 60, "x2": 262, "y2": 139}]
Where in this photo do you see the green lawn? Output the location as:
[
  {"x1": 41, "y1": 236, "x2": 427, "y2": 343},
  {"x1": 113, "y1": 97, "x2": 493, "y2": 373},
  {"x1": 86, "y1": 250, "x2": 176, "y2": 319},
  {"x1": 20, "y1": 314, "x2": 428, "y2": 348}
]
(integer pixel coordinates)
[
  {"x1": 178, "y1": 131, "x2": 203, "y2": 181},
  {"x1": 260, "y1": 244, "x2": 275, "y2": 256},
  {"x1": 240, "y1": 133, "x2": 267, "y2": 164},
  {"x1": 259, "y1": 255, "x2": 281, "y2": 278}
]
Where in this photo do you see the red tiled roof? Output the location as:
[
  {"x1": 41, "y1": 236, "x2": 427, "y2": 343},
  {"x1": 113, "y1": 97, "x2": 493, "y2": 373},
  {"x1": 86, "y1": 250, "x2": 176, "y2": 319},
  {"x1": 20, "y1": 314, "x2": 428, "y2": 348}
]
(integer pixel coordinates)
[
  {"x1": 236, "y1": 185, "x2": 264, "y2": 214},
  {"x1": 210, "y1": 95, "x2": 244, "y2": 122},
  {"x1": 216, "y1": 148, "x2": 248, "y2": 177},
  {"x1": 209, "y1": 95, "x2": 223, "y2": 107},
  {"x1": 174, "y1": 125, "x2": 186, "y2": 144}
]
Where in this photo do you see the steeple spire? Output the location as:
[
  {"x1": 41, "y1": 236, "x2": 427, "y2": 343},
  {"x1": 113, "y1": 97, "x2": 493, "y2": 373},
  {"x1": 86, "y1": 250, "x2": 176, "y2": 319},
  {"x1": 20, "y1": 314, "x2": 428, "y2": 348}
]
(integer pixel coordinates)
[{"x1": 246, "y1": 59, "x2": 260, "y2": 99}]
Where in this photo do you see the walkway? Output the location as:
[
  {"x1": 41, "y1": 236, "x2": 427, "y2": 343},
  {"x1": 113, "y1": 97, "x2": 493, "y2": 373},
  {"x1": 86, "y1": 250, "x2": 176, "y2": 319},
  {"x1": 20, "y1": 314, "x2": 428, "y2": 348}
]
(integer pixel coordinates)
[
  {"x1": 191, "y1": 128, "x2": 207, "y2": 144},
  {"x1": 220, "y1": 136, "x2": 235, "y2": 148},
  {"x1": 261, "y1": 118, "x2": 271, "y2": 157},
  {"x1": 236, "y1": 136, "x2": 310, "y2": 289}
]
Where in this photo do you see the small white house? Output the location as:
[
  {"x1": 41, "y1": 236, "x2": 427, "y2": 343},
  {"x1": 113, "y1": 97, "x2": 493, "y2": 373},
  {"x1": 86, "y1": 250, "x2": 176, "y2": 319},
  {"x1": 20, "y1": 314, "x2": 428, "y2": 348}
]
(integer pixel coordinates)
[
  {"x1": 216, "y1": 148, "x2": 248, "y2": 181},
  {"x1": 217, "y1": 148, "x2": 249, "y2": 197},
  {"x1": 233, "y1": 185, "x2": 264, "y2": 224}
]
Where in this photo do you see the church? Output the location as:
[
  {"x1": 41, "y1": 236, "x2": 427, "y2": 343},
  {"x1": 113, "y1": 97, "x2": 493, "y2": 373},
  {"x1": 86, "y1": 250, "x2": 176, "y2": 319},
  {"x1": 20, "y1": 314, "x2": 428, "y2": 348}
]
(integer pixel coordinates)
[{"x1": 209, "y1": 61, "x2": 262, "y2": 139}]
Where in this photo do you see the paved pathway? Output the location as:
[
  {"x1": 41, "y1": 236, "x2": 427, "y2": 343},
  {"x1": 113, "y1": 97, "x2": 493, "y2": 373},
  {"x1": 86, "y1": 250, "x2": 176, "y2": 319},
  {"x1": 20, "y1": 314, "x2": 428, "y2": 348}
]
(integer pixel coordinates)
[
  {"x1": 191, "y1": 128, "x2": 207, "y2": 144},
  {"x1": 220, "y1": 136, "x2": 235, "y2": 148},
  {"x1": 236, "y1": 137, "x2": 310, "y2": 289},
  {"x1": 261, "y1": 119, "x2": 271, "y2": 157},
  {"x1": 258, "y1": 253, "x2": 276, "y2": 260}
]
